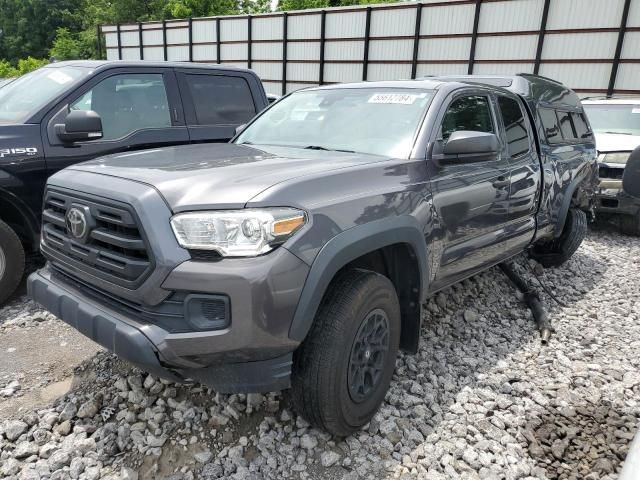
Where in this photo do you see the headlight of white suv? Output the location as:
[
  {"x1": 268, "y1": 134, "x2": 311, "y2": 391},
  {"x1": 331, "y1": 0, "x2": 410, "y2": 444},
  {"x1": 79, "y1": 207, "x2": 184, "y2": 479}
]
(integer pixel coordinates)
[{"x1": 170, "y1": 208, "x2": 307, "y2": 257}]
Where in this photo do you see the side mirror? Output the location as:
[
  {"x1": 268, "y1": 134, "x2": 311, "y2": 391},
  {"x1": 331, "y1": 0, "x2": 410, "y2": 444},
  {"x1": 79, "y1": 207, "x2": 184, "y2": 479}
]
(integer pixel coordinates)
[
  {"x1": 235, "y1": 124, "x2": 247, "y2": 135},
  {"x1": 266, "y1": 94, "x2": 280, "y2": 104},
  {"x1": 623, "y1": 145, "x2": 640, "y2": 199},
  {"x1": 443, "y1": 130, "x2": 499, "y2": 156},
  {"x1": 55, "y1": 110, "x2": 103, "y2": 143}
]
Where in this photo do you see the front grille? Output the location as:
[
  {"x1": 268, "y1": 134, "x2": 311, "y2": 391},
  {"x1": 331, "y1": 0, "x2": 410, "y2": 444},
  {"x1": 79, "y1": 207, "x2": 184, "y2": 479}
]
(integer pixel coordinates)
[
  {"x1": 42, "y1": 188, "x2": 153, "y2": 288},
  {"x1": 599, "y1": 164, "x2": 624, "y2": 180}
]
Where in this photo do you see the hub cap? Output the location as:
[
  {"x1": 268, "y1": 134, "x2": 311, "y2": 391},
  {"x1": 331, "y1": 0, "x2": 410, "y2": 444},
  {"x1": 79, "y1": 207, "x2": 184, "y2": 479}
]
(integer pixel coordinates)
[{"x1": 347, "y1": 308, "x2": 390, "y2": 403}]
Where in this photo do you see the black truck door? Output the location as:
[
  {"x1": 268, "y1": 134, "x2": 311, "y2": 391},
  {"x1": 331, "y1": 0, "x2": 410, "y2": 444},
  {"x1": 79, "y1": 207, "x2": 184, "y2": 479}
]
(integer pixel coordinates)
[
  {"x1": 175, "y1": 69, "x2": 261, "y2": 142},
  {"x1": 427, "y1": 90, "x2": 513, "y2": 287},
  {"x1": 494, "y1": 93, "x2": 541, "y2": 251},
  {"x1": 42, "y1": 67, "x2": 188, "y2": 175}
]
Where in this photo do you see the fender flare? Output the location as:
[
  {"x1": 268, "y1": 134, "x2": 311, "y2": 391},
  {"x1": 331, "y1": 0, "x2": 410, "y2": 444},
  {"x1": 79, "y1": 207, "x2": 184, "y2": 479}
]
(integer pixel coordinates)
[
  {"x1": 288, "y1": 215, "x2": 430, "y2": 342},
  {"x1": 553, "y1": 167, "x2": 589, "y2": 238},
  {"x1": 0, "y1": 186, "x2": 40, "y2": 244}
]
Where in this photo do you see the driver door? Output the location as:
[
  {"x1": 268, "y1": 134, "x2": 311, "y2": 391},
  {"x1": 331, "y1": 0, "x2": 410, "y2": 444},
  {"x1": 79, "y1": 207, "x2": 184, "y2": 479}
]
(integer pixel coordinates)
[
  {"x1": 427, "y1": 90, "x2": 513, "y2": 288},
  {"x1": 42, "y1": 68, "x2": 188, "y2": 175}
]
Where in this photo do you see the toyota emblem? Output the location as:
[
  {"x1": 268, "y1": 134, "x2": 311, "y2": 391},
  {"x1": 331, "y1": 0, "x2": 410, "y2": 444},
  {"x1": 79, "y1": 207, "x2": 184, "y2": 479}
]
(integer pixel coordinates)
[{"x1": 66, "y1": 207, "x2": 88, "y2": 240}]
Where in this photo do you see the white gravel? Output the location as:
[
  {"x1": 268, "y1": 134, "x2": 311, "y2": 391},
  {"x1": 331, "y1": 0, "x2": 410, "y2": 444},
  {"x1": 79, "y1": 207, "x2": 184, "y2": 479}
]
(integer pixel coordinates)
[{"x1": 0, "y1": 229, "x2": 639, "y2": 480}]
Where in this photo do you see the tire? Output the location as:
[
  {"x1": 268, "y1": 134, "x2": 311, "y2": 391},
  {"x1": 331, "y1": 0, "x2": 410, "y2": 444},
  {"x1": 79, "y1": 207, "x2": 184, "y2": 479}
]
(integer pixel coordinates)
[
  {"x1": 620, "y1": 214, "x2": 640, "y2": 236},
  {"x1": 0, "y1": 219, "x2": 25, "y2": 305},
  {"x1": 530, "y1": 208, "x2": 587, "y2": 268},
  {"x1": 291, "y1": 269, "x2": 401, "y2": 436}
]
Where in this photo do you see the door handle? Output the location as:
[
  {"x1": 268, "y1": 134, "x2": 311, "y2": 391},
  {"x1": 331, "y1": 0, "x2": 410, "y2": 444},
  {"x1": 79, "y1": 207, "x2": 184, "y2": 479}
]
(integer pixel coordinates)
[{"x1": 493, "y1": 176, "x2": 510, "y2": 188}]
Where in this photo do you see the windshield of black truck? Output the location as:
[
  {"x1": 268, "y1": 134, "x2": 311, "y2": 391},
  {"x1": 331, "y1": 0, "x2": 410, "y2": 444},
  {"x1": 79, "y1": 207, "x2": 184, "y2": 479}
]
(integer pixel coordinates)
[
  {"x1": 235, "y1": 88, "x2": 434, "y2": 158},
  {"x1": 583, "y1": 104, "x2": 640, "y2": 136},
  {"x1": 0, "y1": 66, "x2": 89, "y2": 124}
]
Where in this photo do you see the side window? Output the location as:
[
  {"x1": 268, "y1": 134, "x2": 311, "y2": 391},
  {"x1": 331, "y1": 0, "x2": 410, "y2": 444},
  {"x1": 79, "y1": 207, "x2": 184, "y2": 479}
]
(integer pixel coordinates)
[
  {"x1": 571, "y1": 112, "x2": 591, "y2": 139},
  {"x1": 70, "y1": 73, "x2": 171, "y2": 141},
  {"x1": 557, "y1": 110, "x2": 576, "y2": 140},
  {"x1": 497, "y1": 95, "x2": 530, "y2": 157},
  {"x1": 184, "y1": 74, "x2": 256, "y2": 126},
  {"x1": 539, "y1": 108, "x2": 562, "y2": 144},
  {"x1": 441, "y1": 95, "x2": 494, "y2": 141}
]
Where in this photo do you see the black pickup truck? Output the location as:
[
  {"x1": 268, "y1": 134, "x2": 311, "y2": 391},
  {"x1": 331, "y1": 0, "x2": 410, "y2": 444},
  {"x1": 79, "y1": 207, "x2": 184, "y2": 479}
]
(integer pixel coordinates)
[
  {"x1": 29, "y1": 74, "x2": 597, "y2": 435},
  {"x1": 0, "y1": 60, "x2": 269, "y2": 304}
]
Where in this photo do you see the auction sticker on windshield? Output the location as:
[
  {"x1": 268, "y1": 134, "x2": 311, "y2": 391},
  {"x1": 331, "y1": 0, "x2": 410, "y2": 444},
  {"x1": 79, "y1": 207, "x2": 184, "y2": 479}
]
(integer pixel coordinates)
[
  {"x1": 47, "y1": 70, "x2": 74, "y2": 85},
  {"x1": 368, "y1": 93, "x2": 422, "y2": 105}
]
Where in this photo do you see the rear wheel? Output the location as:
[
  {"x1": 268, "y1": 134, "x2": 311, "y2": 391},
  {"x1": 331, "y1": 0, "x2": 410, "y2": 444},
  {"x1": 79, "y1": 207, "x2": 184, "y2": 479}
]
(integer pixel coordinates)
[
  {"x1": 530, "y1": 208, "x2": 587, "y2": 268},
  {"x1": 620, "y1": 213, "x2": 640, "y2": 236},
  {"x1": 0, "y1": 219, "x2": 25, "y2": 305},
  {"x1": 291, "y1": 269, "x2": 400, "y2": 436}
]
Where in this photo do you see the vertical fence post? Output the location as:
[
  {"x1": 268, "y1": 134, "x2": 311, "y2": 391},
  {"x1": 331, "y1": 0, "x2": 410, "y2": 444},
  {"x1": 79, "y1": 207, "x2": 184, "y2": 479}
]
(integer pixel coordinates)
[
  {"x1": 96, "y1": 24, "x2": 102, "y2": 60},
  {"x1": 608, "y1": 0, "x2": 631, "y2": 97},
  {"x1": 468, "y1": 0, "x2": 482, "y2": 74},
  {"x1": 188, "y1": 17, "x2": 193, "y2": 62},
  {"x1": 411, "y1": 3, "x2": 423, "y2": 79},
  {"x1": 319, "y1": 10, "x2": 327, "y2": 85},
  {"x1": 116, "y1": 23, "x2": 122, "y2": 60},
  {"x1": 216, "y1": 18, "x2": 221, "y2": 64},
  {"x1": 282, "y1": 12, "x2": 288, "y2": 95},
  {"x1": 534, "y1": 0, "x2": 550, "y2": 74},
  {"x1": 162, "y1": 20, "x2": 168, "y2": 61},
  {"x1": 362, "y1": 7, "x2": 372, "y2": 81},
  {"x1": 138, "y1": 22, "x2": 144, "y2": 60},
  {"x1": 248, "y1": 15, "x2": 252, "y2": 69}
]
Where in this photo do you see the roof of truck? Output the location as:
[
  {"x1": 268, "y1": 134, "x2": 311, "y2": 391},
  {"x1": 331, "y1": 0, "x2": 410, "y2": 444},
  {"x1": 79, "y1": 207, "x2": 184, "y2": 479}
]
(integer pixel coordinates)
[
  {"x1": 43, "y1": 60, "x2": 249, "y2": 73},
  {"x1": 309, "y1": 74, "x2": 581, "y2": 109}
]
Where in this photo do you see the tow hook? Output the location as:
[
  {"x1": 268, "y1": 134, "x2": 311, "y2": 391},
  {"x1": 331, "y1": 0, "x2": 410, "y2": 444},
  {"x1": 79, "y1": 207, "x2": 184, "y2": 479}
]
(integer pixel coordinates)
[{"x1": 499, "y1": 262, "x2": 553, "y2": 344}]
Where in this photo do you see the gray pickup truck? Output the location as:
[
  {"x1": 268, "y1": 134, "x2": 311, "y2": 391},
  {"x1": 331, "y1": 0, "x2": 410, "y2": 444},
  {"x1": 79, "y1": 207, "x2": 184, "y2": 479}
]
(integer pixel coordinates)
[{"x1": 29, "y1": 74, "x2": 597, "y2": 436}]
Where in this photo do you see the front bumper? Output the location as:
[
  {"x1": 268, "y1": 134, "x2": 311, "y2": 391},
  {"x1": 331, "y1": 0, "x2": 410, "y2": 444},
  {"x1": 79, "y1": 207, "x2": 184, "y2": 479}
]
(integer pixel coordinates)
[
  {"x1": 595, "y1": 187, "x2": 640, "y2": 217},
  {"x1": 28, "y1": 247, "x2": 309, "y2": 393}
]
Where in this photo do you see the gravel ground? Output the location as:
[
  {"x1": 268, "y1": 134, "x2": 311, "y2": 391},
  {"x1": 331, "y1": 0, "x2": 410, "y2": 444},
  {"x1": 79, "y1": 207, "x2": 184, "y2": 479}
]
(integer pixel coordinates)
[{"x1": 0, "y1": 229, "x2": 639, "y2": 480}]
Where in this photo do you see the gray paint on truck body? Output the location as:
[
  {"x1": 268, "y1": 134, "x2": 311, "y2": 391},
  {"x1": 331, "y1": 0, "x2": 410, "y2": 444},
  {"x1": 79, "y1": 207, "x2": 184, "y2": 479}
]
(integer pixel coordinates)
[{"x1": 29, "y1": 75, "x2": 597, "y2": 393}]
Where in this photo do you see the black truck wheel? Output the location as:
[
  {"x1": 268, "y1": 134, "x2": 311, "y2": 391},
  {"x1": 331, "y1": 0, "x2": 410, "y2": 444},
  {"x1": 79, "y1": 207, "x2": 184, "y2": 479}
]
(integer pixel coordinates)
[
  {"x1": 620, "y1": 213, "x2": 640, "y2": 236},
  {"x1": 0, "y1": 219, "x2": 25, "y2": 305},
  {"x1": 530, "y1": 208, "x2": 587, "y2": 268},
  {"x1": 291, "y1": 269, "x2": 401, "y2": 436}
]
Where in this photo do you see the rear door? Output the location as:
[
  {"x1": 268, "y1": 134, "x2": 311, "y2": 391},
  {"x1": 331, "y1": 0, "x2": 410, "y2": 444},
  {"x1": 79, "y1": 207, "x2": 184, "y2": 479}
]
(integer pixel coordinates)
[
  {"x1": 176, "y1": 69, "x2": 261, "y2": 142},
  {"x1": 42, "y1": 67, "x2": 188, "y2": 175},
  {"x1": 494, "y1": 93, "x2": 540, "y2": 250},
  {"x1": 428, "y1": 89, "x2": 513, "y2": 287}
]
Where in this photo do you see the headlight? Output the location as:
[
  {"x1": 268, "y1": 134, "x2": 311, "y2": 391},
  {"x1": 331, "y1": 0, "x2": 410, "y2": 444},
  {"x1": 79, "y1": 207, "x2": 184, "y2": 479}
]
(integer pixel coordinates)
[
  {"x1": 599, "y1": 152, "x2": 630, "y2": 164},
  {"x1": 170, "y1": 208, "x2": 306, "y2": 257}
]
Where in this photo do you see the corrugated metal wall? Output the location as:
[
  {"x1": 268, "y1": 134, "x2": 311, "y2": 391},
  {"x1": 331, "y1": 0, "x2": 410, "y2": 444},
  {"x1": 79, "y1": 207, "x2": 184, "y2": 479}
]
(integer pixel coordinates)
[{"x1": 100, "y1": 0, "x2": 639, "y2": 97}]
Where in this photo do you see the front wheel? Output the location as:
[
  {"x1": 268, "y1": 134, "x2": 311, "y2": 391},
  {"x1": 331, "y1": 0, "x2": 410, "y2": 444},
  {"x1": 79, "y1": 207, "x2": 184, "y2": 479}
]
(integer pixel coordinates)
[
  {"x1": 0, "y1": 219, "x2": 25, "y2": 305},
  {"x1": 291, "y1": 269, "x2": 401, "y2": 436}
]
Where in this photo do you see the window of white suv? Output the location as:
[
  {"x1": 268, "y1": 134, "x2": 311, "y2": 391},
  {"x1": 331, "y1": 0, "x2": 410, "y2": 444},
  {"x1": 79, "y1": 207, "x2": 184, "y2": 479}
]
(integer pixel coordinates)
[{"x1": 583, "y1": 103, "x2": 640, "y2": 136}]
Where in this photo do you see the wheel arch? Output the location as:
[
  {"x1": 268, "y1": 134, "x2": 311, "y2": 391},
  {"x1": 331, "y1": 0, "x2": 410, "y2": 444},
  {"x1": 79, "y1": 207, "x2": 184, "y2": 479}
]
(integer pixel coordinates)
[
  {"x1": 0, "y1": 188, "x2": 40, "y2": 249},
  {"x1": 553, "y1": 167, "x2": 593, "y2": 238},
  {"x1": 288, "y1": 216, "x2": 429, "y2": 354}
]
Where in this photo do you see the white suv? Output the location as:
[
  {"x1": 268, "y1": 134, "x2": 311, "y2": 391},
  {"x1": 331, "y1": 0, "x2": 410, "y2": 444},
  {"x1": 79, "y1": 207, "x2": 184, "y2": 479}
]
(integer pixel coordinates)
[{"x1": 582, "y1": 97, "x2": 640, "y2": 235}]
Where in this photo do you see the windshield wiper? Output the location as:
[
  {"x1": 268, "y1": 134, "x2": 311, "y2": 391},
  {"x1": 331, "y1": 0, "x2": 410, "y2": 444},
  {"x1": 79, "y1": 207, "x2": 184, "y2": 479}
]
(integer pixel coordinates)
[
  {"x1": 303, "y1": 145, "x2": 356, "y2": 153},
  {"x1": 602, "y1": 131, "x2": 633, "y2": 136}
]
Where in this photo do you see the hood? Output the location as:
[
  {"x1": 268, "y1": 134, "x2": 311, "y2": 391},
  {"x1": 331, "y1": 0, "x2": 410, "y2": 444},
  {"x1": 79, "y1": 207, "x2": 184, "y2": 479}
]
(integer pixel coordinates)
[
  {"x1": 594, "y1": 132, "x2": 640, "y2": 154},
  {"x1": 67, "y1": 143, "x2": 388, "y2": 211}
]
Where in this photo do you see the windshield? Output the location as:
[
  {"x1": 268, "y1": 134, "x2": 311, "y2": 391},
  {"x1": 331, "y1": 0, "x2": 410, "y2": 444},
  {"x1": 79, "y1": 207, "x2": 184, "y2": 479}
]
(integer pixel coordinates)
[
  {"x1": 236, "y1": 87, "x2": 434, "y2": 158},
  {"x1": 0, "y1": 66, "x2": 89, "y2": 124},
  {"x1": 583, "y1": 104, "x2": 640, "y2": 136}
]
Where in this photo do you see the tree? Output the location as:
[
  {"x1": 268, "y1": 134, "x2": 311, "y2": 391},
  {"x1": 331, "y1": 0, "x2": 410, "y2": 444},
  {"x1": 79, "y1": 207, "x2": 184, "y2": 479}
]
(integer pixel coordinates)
[
  {"x1": 278, "y1": 0, "x2": 397, "y2": 10},
  {"x1": 0, "y1": 0, "x2": 84, "y2": 63}
]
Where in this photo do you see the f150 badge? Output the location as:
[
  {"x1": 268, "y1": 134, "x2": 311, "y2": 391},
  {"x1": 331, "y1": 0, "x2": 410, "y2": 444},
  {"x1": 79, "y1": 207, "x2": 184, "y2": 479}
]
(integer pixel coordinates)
[{"x1": 0, "y1": 147, "x2": 38, "y2": 158}]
